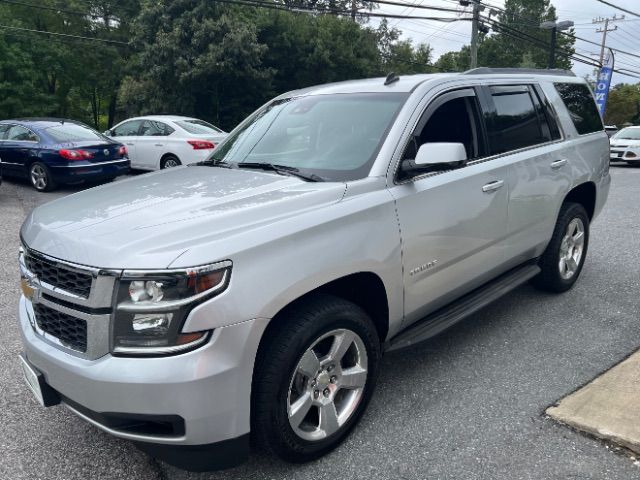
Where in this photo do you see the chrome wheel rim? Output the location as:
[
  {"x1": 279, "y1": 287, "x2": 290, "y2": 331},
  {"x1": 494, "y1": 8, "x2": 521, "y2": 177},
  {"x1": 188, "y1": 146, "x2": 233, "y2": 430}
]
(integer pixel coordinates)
[
  {"x1": 30, "y1": 165, "x2": 47, "y2": 190},
  {"x1": 287, "y1": 328, "x2": 368, "y2": 442},
  {"x1": 558, "y1": 218, "x2": 585, "y2": 280},
  {"x1": 164, "y1": 158, "x2": 179, "y2": 168}
]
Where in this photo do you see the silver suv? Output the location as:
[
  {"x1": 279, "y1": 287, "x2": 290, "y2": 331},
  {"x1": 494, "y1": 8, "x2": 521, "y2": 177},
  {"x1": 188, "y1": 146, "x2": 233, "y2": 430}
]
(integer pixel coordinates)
[{"x1": 17, "y1": 68, "x2": 610, "y2": 471}]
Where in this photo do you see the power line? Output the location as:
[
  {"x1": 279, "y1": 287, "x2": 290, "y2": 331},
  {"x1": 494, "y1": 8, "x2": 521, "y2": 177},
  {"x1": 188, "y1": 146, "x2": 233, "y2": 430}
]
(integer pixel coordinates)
[
  {"x1": 592, "y1": 0, "x2": 640, "y2": 19},
  {"x1": 0, "y1": 24, "x2": 129, "y2": 44}
]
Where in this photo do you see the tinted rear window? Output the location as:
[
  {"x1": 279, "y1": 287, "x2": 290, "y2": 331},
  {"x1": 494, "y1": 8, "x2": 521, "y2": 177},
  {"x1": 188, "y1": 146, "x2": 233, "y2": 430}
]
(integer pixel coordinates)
[
  {"x1": 45, "y1": 123, "x2": 105, "y2": 142},
  {"x1": 175, "y1": 120, "x2": 223, "y2": 135},
  {"x1": 487, "y1": 86, "x2": 546, "y2": 154},
  {"x1": 554, "y1": 83, "x2": 603, "y2": 135}
]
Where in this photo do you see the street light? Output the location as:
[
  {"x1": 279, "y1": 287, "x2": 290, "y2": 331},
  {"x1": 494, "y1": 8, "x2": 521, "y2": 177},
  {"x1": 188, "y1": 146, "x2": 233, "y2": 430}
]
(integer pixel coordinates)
[{"x1": 540, "y1": 20, "x2": 574, "y2": 69}]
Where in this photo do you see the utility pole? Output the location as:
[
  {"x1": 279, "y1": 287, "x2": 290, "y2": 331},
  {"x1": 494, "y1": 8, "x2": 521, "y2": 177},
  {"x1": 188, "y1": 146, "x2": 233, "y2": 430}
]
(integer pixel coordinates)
[
  {"x1": 593, "y1": 14, "x2": 624, "y2": 66},
  {"x1": 470, "y1": 0, "x2": 480, "y2": 69},
  {"x1": 351, "y1": 0, "x2": 356, "y2": 21}
]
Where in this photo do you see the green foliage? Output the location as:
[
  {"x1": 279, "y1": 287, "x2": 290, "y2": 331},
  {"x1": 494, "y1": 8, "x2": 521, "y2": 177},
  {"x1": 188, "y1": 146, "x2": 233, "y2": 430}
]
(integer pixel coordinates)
[{"x1": 604, "y1": 83, "x2": 640, "y2": 126}]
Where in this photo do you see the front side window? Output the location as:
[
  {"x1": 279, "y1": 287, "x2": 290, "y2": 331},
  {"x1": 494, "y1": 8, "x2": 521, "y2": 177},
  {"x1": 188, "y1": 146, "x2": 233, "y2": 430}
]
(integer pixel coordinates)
[
  {"x1": 45, "y1": 123, "x2": 105, "y2": 142},
  {"x1": 554, "y1": 83, "x2": 603, "y2": 135},
  {"x1": 402, "y1": 92, "x2": 484, "y2": 163},
  {"x1": 6, "y1": 125, "x2": 38, "y2": 142},
  {"x1": 486, "y1": 86, "x2": 546, "y2": 155},
  {"x1": 210, "y1": 93, "x2": 408, "y2": 182},
  {"x1": 0, "y1": 124, "x2": 11, "y2": 140},
  {"x1": 112, "y1": 120, "x2": 142, "y2": 137}
]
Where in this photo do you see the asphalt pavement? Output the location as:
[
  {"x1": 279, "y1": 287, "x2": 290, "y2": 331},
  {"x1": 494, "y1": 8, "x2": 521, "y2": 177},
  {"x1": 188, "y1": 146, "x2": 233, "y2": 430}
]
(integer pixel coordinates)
[{"x1": 1, "y1": 166, "x2": 639, "y2": 479}]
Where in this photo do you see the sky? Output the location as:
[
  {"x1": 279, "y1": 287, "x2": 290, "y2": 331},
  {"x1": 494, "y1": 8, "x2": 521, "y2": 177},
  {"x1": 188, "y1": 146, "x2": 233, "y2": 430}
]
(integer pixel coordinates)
[{"x1": 372, "y1": 0, "x2": 640, "y2": 85}]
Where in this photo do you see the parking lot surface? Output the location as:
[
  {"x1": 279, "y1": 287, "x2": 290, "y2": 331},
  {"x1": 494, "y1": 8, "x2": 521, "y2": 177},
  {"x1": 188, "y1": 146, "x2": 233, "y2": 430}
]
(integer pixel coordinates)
[{"x1": 1, "y1": 166, "x2": 639, "y2": 479}]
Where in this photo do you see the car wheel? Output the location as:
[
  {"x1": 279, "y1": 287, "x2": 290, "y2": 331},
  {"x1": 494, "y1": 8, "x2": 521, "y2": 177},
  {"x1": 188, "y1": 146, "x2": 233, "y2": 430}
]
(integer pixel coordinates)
[
  {"x1": 160, "y1": 155, "x2": 181, "y2": 169},
  {"x1": 252, "y1": 294, "x2": 381, "y2": 463},
  {"x1": 29, "y1": 162, "x2": 56, "y2": 192},
  {"x1": 531, "y1": 202, "x2": 589, "y2": 293}
]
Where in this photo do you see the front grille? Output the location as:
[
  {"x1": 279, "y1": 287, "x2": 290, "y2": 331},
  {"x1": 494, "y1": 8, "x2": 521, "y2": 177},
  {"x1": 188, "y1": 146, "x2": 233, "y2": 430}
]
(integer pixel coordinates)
[
  {"x1": 25, "y1": 254, "x2": 92, "y2": 298},
  {"x1": 33, "y1": 303, "x2": 88, "y2": 352}
]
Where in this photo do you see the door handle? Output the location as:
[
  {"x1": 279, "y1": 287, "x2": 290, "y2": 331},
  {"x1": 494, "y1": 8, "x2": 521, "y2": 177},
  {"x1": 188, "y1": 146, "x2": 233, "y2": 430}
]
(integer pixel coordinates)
[
  {"x1": 482, "y1": 180, "x2": 504, "y2": 193},
  {"x1": 154, "y1": 143, "x2": 164, "y2": 147},
  {"x1": 126, "y1": 142, "x2": 135, "y2": 146},
  {"x1": 551, "y1": 159, "x2": 567, "y2": 169}
]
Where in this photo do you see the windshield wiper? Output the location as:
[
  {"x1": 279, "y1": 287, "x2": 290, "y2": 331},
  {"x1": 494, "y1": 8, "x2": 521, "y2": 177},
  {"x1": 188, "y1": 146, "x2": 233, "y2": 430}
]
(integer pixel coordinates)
[
  {"x1": 190, "y1": 159, "x2": 233, "y2": 168},
  {"x1": 235, "y1": 162, "x2": 325, "y2": 182}
]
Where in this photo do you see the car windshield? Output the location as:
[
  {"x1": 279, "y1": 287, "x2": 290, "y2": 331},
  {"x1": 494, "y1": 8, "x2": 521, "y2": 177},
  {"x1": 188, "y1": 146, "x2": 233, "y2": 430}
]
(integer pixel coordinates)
[
  {"x1": 45, "y1": 123, "x2": 107, "y2": 142},
  {"x1": 175, "y1": 119, "x2": 223, "y2": 135},
  {"x1": 613, "y1": 128, "x2": 640, "y2": 140},
  {"x1": 208, "y1": 92, "x2": 408, "y2": 182}
]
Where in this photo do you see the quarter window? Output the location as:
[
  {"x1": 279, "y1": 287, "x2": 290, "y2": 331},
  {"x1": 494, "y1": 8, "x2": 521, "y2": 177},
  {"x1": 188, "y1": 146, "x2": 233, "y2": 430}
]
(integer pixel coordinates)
[
  {"x1": 486, "y1": 86, "x2": 546, "y2": 155},
  {"x1": 554, "y1": 83, "x2": 603, "y2": 135}
]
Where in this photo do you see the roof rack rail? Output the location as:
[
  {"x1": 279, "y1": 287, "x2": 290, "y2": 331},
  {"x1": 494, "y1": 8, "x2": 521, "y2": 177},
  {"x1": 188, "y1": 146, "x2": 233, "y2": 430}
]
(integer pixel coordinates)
[{"x1": 463, "y1": 67, "x2": 576, "y2": 77}]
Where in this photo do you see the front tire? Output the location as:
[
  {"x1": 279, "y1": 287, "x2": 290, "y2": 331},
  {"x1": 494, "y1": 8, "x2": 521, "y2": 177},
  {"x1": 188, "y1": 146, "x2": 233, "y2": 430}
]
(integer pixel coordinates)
[
  {"x1": 252, "y1": 294, "x2": 381, "y2": 463},
  {"x1": 29, "y1": 162, "x2": 56, "y2": 192},
  {"x1": 531, "y1": 202, "x2": 589, "y2": 293}
]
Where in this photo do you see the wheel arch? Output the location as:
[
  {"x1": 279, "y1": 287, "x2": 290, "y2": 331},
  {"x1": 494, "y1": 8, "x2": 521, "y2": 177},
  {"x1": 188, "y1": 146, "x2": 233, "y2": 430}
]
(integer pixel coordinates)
[
  {"x1": 160, "y1": 152, "x2": 181, "y2": 169},
  {"x1": 563, "y1": 181, "x2": 596, "y2": 220},
  {"x1": 256, "y1": 272, "x2": 390, "y2": 358}
]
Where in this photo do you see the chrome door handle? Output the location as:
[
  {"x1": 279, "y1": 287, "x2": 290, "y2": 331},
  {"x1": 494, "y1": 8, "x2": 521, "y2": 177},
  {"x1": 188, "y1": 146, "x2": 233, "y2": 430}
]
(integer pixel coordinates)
[
  {"x1": 551, "y1": 159, "x2": 567, "y2": 169},
  {"x1": 482, "y1": 180, "x2": 504, "y2": 193},
  {"x1": 126, "y1": 142, "x2": 134, "y2": 146}
]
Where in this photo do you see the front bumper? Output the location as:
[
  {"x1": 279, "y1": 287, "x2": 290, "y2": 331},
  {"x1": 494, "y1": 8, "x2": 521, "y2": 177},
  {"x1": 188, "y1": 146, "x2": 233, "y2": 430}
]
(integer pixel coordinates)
[
  {"x1": 610, "y1": 148, "x2": 640, "y2": 162},
  {"x1": 19, "y1": 295, "x2": 268, "y2": 468}
]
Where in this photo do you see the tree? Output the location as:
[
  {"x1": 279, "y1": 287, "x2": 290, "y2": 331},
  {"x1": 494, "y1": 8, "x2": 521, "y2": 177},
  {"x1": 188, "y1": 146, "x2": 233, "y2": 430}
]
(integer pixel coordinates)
[{"x1": 604, "y1": 83, "x2": 640, "y2": 126}]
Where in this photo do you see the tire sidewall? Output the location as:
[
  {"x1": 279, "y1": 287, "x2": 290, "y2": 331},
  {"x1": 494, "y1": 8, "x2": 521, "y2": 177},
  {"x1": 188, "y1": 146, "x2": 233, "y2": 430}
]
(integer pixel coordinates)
[
  {"x1": 29, "y1": 162, "x2": 54, "y2": 192},
  {"x1": 161, "y1": 155, "x2": 180, "y2": 169},
  {"x1": 257, "y1": 298, "x2": 381, "y2": 461},
  {"x1": 547, "y1": 203, "x2": 590, "y2": 290}
]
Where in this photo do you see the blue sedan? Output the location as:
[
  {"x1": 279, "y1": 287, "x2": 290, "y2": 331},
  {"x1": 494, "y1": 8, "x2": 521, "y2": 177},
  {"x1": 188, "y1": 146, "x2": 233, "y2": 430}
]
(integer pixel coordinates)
[{"x1": 0, "y1": 118, "x2": 130, "y2": 191}]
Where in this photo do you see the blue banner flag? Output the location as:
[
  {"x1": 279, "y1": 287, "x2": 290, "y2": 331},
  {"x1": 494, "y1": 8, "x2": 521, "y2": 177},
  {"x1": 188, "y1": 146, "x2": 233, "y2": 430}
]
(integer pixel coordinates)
[{"x1": 594, "y1": 50, "x2": 614, "y2": 118}]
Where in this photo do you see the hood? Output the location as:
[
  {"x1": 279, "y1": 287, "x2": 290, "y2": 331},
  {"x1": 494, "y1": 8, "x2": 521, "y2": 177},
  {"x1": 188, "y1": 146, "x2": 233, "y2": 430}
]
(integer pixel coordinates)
[
  {"x1": 610, "y1": 138, "x2": 640, "y2": 147},
  {"x1": 21, "y1": 166, "x2": 346, "y2": 269}
]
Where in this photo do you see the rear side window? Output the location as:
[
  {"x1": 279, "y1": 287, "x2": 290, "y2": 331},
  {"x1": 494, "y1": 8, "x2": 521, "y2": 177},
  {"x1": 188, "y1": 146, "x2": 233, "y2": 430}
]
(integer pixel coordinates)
[
  {"x1": 6, "y1": 125, "x2": 39, "y2": 142},
  {"x1": 486, "y1": 86, "x2": 547, "y2": 155},
  {"x1": 554, "y1": 83, "x2": 603, "y2": 135}
]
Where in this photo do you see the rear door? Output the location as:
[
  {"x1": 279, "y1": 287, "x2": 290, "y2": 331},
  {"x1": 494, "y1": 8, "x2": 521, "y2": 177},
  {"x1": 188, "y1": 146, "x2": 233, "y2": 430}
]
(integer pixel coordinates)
[
  {"x1": 389, "y1": 88, "x2": 511, "y2": 325},
  {"x1": 110, "y1": 120, "x2": 142, "y2": 166},
  {"x1": 477, "y1": 84, "x2": 570, "y2": 265},
  {"x1": 136, "y1": 120, "x2": 175, "y2": 169}
]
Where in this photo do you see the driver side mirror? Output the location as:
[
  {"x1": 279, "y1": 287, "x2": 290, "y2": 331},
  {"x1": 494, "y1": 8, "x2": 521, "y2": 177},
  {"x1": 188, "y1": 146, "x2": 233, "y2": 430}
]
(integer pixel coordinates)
[
  {"x1": 103, "y1": 130, "x2": 113, "y2": 136},
  {"x1": 402, "y1": 142, "x2": 468, "y2": 178}
]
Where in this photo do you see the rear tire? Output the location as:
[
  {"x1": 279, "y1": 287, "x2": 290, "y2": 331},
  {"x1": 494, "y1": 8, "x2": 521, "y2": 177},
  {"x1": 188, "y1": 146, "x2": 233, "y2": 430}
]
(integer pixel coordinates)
[
  {"x1": 29, "y1": 162, "x2": 56, "y2": 192},
  {"x1": 252, "y1": 294, "x2": 381, "y2": 463},
  {"x1": 531, "y1": 202, "x2": 589, "y2": 293},
  {"x1": 160, "y1": 155, "x2": 181, "y2": 169}
]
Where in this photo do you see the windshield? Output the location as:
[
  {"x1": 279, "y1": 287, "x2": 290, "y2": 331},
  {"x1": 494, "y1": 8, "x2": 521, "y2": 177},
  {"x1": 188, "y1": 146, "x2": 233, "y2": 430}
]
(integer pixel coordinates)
[
  {"x1": 209, "y1": 93, "x2": 408, "y2": 182},
  {"x1": 176, "y1": 119, "x2": 223, "y2": 135},
  {"x1": 45, "y1": 123, "x2": 107, "y2": 143},
  {"x1": 613, "y1": 127, "x2": 640, "y2": 140}
]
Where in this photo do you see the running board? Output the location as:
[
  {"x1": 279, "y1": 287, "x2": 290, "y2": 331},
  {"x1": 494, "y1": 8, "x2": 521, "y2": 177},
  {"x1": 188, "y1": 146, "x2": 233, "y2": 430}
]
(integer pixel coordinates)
[{"x1": 385, "y1": 263, "x2": 541, "y2": 352}]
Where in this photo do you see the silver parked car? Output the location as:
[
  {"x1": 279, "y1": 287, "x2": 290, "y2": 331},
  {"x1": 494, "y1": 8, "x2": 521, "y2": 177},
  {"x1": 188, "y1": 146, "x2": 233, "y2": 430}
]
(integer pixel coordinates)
[{"x1": 17, "y1": 68, "x2": 610, "y2": 471}]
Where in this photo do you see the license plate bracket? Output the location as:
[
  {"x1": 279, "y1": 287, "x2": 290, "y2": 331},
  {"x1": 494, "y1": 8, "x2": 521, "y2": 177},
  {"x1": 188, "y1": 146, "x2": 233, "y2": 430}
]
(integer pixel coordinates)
[{"x1": 18, "y1": 354, "x2": 60, "y2": 407}]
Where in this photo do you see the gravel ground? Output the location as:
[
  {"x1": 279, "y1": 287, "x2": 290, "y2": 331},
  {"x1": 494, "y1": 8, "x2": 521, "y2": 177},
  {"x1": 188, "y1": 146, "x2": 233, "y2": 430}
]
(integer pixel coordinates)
[{"x1": 1, "y1": 165, "x2": 639, "y2": 479}]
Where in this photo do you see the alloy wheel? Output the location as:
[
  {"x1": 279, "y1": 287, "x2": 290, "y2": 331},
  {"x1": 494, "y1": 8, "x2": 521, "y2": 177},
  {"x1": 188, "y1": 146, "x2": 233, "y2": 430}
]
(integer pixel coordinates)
[
  {"x1": 287, "y1": 328, "x2": 368, "y2": 441},
  {"x1": 558, "y1": 217, "x2": 585, "y2": 280},
  {"x1": 30, "y1": 164, "x2": 48, "y2": 191},
  {"x1": 164, "y1": 158, "x2": 179, "y2": 168}
]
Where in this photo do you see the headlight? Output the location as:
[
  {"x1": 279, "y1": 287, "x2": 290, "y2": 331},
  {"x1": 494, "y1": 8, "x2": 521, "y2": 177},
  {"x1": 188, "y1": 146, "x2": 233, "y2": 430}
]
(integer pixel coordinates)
[{"x1": 112, "y1": 261, "x2": 231, "y2": 356}]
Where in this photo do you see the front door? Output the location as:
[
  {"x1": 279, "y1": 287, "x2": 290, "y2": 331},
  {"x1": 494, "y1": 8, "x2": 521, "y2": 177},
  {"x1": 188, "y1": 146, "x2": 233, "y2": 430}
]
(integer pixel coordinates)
[
  {"x1": 111, "y1": 120, "x2": 142, "y2": 167},
  {"x1": 389, "y1": 88, "x2": 511, "y2": 325}
]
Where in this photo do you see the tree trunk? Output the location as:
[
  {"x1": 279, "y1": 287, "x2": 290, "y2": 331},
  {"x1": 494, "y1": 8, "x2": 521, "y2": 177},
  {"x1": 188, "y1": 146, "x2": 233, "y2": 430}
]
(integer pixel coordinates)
[{"x1": 108, "y1": 91, "x2": 117, "y2": 128}]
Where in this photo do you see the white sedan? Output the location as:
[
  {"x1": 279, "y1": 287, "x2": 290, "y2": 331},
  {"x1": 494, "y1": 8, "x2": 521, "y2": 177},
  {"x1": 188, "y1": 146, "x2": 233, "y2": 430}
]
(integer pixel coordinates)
[
  {"x1": 610, "y1": 126, "x2": 640, "y2": 165},
  {"x1": 105, "y1": 115, "x2": 227, "y2": 170}
]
